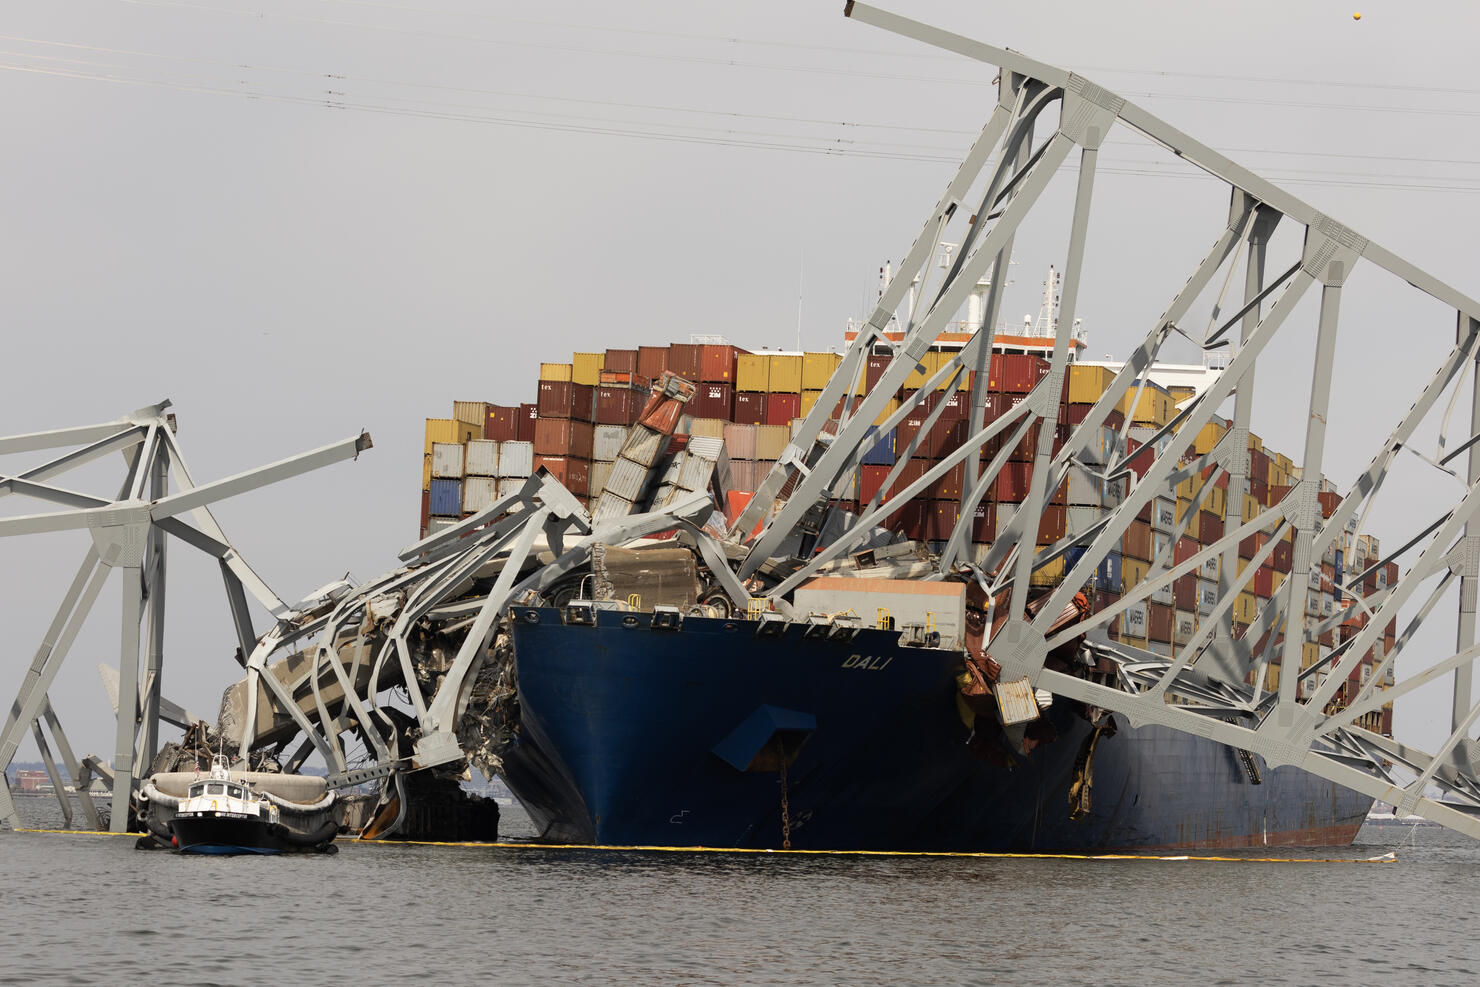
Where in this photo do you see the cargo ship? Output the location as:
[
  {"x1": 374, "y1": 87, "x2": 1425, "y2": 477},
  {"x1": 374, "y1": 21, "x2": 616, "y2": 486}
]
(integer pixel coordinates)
[{"x1": 414, "y1": 287, "x2": 1395, "y2": 851}]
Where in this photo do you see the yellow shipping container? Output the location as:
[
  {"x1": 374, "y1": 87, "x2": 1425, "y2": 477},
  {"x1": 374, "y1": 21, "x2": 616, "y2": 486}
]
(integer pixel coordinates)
[
  {"x1": 1122, "y1": 557, "x2": 1150, "y2": 589},
  {"x1": 874, "y1": 396, "x2": 901, "y2": 427},
  {"x1": 802, "y1": 351, "x2": 842, "y2": 391},
  {"x1": 688, "y1": 418, "x2": 727, "y2": 439},
  {"x1": 768, "y1": 354, "x2": 803, "y2": 393},
  {"x1": 1247, "y1": 432, "x2": 1263, "y2": 453},
  {"x1": 1067, "y1": 364, "x2": 1114, "y2": 404},
  {"x1": 903, "y1": 352, "x2": 933, "y2": 391},
  {"x1": 422, "y1": 453, "x2": 432, "y2": 491},
  {"x1": 737, "y1": 353, "x2": 771, "y2": 392},
  {"x1": 1030, "y1": 555, "x2": 1067, "y2": 587},
  {"x1": 1118, "y1": 383, "x2": 1173, "y2": 426},
  {"x1": 1301, "y1": 640, "x2": 1320, "y2": 670},
  {"x1": 1271, "y1": 569, "x2": 1287, "y2": 595},
  {"x1": 424, "y1": 417, "x2": 478, "y2": 454},
  {"x1": 1234, "y1": 591, "x2": 1258, "y2": 624},
  {"x1": 1265, "y1": 665, "x2": 1280, "y2": 693},
  {"x1": 799, "y1": 390, "x2": 823, "y2": 417},
  {"x1": 1242, "y1": 493, "x2": 1261, "y2": 524},
  {"x1": 572, "y1": 352, "x2": 605, "y2": 387},
  {"x1": 540, "y1": 362, "x2": 573, "y2": 382},
  {"x1": 1193, "y1": 421, "x2": 1228, "y2": 456}
]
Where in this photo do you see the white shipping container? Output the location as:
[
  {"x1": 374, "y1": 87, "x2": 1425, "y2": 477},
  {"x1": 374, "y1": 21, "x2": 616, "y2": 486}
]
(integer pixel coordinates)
[
  {"x1": 1152, "y1": 580, "x2": 1173, "y2": 606},
  {"x1": 1198, "y1": 580, "x2": 1217, "y2": 616},
  {"x1": 678, "y1": 453, "x2": 715, "y2": 492},
  {"x1": 660, "y1": 451, "x2": 686, "y2": 485},
  {"x1": 590, "y1": 460, "x2": 614, "y2": 498},
  {"x1": 606, "y1": 456, "x2": 651, "y2": 500},
  {"x1": 1309, "y1": 567, "x2": 1323, "y2": 589},
  {"x1": 452, "y1": 401, "x2": 487, "y2": 427},
  {"x1": 1201, "y1": 555, "x2": 1220, "y2": 579},
  {"x1": 1174, "y1": 610, "x2": 1197, "y2": 644},
  {"x1": 623, "y1": 425, "x2": 666, "y2": 467},
  {"x1": 1152, "y1": 496, "x2": 1176, "y2": 533},
  {"x1": 428, "y1": 516, "x2": 460, "y2": 534},
  {"x1": 687, "y1": 435, "x2": 725, "y2": 461},
  {"x1": 498, "y1": 441, "x2": 534, "y2": 478},
  {"x1": 1066, "y1": 467, "x2": 1103, "y2": 507},
  {"x1": 462, "y1": 475, "x2": 500, "y2": 514},
  {"x1": 431, "y1": 442, "x2": 465, "y2": 479},
  {"x1": 592, "y1": 492, "x2": 637, "y2": 521},
  {"x1": 793, "y1": 576, "x2": 967, "y2": 650},
  {"x1": 497, "y1": 478, "x2": 527, "y2": 499},
  {"x1": 1123, "y1": 602, "x2": 1149, "y2": 638},
  {"x1": 593, "y1": 425, "x2": 628, "y2": 462},
  {"x1": 464, "y1": 439, "x2": 499, "y2": 477}
]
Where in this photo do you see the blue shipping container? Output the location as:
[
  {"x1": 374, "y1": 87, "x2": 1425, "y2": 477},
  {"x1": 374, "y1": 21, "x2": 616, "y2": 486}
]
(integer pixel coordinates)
[
  {"x1": 861, "y1": 427, "x2": 897, "y2": 466},
  {"x1": 1095, "y1": 551, "x2": 1123, "y2": 593},
  {"x1": 430, "y1": 477, "x2": 463, "y2": 516}
]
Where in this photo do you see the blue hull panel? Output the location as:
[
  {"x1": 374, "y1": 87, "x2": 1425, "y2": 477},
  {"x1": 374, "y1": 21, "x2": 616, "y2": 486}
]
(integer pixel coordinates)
[{"x1": 505, "y1": 608, "x2": 1371, "y2": 851}]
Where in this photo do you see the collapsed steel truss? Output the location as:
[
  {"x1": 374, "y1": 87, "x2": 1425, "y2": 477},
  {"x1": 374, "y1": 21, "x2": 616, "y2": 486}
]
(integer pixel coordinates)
[
  {"x1": 0, "y1": 401, "x2": 370, "y2": 832},
  {"x1": 734, "y1": 4, "x2": 1480, "y2": 835}
]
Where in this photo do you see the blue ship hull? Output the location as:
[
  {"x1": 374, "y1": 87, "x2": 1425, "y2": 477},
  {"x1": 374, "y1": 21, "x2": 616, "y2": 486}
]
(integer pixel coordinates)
[{"x1": 504, "y1": 607, "x2": 1371, "y2": 851}]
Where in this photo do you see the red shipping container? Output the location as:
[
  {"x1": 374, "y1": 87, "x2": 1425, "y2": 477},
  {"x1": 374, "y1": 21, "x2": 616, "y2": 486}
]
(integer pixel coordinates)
[
  {"x1": 1239, "y1": 531, "x2": 1267, "y2": 561},
  {"x1": 534, "y1": 418, "x2": 594, "y2": 460},
  {"x1": 994, "y1": 462, "x2": 1031, "y2": 502},
  {"x1": 1122, "y1": 519, "x2": 1152, "y2": 560},
  {"x1": 1249, "y1": 447, "x2": 1271, "y2": 483},
  {"x1": 733, "y1": 391, "x2": 767, "y2": 426},
  {"x1": 1272, "y1": 538, "x2": 1293, "y2": 572},
  {"x1": 485, "y1": 404, "x2": 520, "y2": 441},
  {"x1": 1199, "y1": 510, "x2": 1224, "y2": 544},
  {"x1": 537, "y1": 380, "x2": 595, "y2": 420},
  {"x1": 637, "y1": 345, "x2": 669, "y2": 381},
  {"x1": 1173, "y1": 573, "x2": 1196, "y2": 610},
  {"x1": 667, "y1": 343, "x2": 703, "y2": 381},
  {"x1": 1254, "y1": 565, "x2": 1274, "y2": 598},
  {"x1": 766, "y1": 392, "x2": 801, "y2": 426},
  {"x1": 1247, "y1": 477, "x2": 1269, "y2": 505},
  {"x1": 1174, "y1": 536, "x2": 1197, "y2": 567},
  {"x1": 860, "y1": 464, "x2": 894, "y2": 505},
  {"x1": 699, "y1": 344, "x2": 743, "y2": 383},
  {"x1": 604, "y1": 348, "x2": 639, "y2": 374},
  {"x1": 993, "y1": 353, "x2": 1050, "y2": 393},
  {"x1": 534, "y1": 454, "x2": 590, "y2": 496},
  {"x1": 518, "y1": 403, "x2": 538, "y2": 442},
  {"x1": 419, "y1": 491, "x2": 430, "y2": 530},
  {"x1": 865, "y1": 354, "x2": 893, "y2": 391},
  {"x1": 1317, "y1": 490, "x2": 1341, "y2": 518},
  {"x1": 896, "y1": 458, "x2": 931, "y2": 492},
  {"x1": 689, "y1": 381, "x2": 734, "y2": 420},
  {"x1": 595, "y1": 384, "x2": 641, "y2": 426},
  {"x1": 1148, "y1": 602, "x2": 1174, "y2": 643},
  {"x1": 970, "y1": 500, "x2": 995, "y2": 543}
]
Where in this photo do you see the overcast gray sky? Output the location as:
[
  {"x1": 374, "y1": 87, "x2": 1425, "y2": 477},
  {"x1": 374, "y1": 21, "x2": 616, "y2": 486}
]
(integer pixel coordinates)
[{"x1": 4, "y1": 1, "x2": 1480, "y2": 767}]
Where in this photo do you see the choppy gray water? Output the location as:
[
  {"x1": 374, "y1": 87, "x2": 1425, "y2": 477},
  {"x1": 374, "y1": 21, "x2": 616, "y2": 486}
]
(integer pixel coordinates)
[{"x1": 2, "y1": 796, "x2": 1476, "y2": 986}]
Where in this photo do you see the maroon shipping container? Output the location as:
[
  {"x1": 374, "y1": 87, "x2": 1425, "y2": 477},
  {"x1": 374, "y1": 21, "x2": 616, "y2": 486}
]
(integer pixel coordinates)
[
  {"x1": 994, "y1": 461, "x2": 1031, "y2": 502},
  {"x1": 637, "y1": 345, "x2": 669, "y2": 381},
  {"x1": 534, "y1": 418, "x2": 594, "y2": 460},
  {"x1": 536, "y1": 380, "x2": 595, "y2": 420},
  {"x1": 1248, "y1": 477, "x2": 1269, "y2": 505},
  {"x1": 533, "y1": 454, "x2": 590, "y2": 497},
  {"x1": 865, "y1": 354, "x2": 893, "y2": 392},
  {"x1": 1148, "y1": 602, "x2": 1174, "y2": 643},
  {"x1": 971, "y1": 500, "x2": 995, "y2": 544},
  {"x1": 595, "y1": 384, "x2": 641, "y2": 426},
  {"x1": 1249, "y1": 447, "x2": 1271, "y2": 484},
  {"x1": 934, "y1": 391, "x2": 970, "y2": 421},
  {"x1": 1239, "y1": 531, "x2": 1267, "y2": 561},
  {"x1": 993, "y1": 353, "x2": 1050, "y2": 393},
  {"x1": 766, "y1": 392, "x2": 801, "y2": 426},
  {"x1": 518, "y1": 403, "x2": 538, "y2": 442},
  {"x1": 667, "y1": 343, "x2": 703, "y2": 381},
  {"x1": 860, "y1": 464, "x2": 893, "y2": 505},
  {"x1": 1122, "y1": 518, "x2": 1152, "y2": 561},
  {"x1": 1174, "y1": 536, "x2": 1197, "y2": 566},
  {"x1": 1199, "y1": 510, "x2": 1224, "y2": 543},
  {"x1": 894, "y1": 499, "x2": 930, "y2": 541},
  {"x1": 699, "y1": 344, "x2": 743, "y2": 383},
  {"x1": 604, "y1": 348, "x2": 639, "y2": 374},
  {"x1": 1173, "y1": 573, "x2": 1196, "y2": 610},
  {"x1": 1254, "y1": 565, "x2": 1274, "y2": 598},
  {"x1": 895, "y1": 458, "x2": 931, "y2": 491},
  {"x1": 1060, "y1": 404, "x2": 1127, "y2": 431},
  {"x1": 1035, "y1": 504, "x2": 1067, "y2": 544},
  {"x1": 484, "y1": 404, "x2": 520, "y2": 441},
  {"x1": 1272, "y1": 538, "x2": 1293, "y2": 572},
  {"x1": 928, "y1": 500, "x2": 961, "y2": 542},
  {"x1": 733, "y1": 391, "x2": 767, "y2": 426},
  {"x1": 930, "y1": 462, "x2": 966, "y2": 501},
  {"x1": 689, "y1": 381, "x2": 733, "y2": 420},
  {"x1": 419, "y1": 491, "x2": 430, "y2": 530}
]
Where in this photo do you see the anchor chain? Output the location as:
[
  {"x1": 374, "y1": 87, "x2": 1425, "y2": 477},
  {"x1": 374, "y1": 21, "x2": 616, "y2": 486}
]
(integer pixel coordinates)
[{"x1": 779, "y1": 749, "x2": 792, "y2": 850}]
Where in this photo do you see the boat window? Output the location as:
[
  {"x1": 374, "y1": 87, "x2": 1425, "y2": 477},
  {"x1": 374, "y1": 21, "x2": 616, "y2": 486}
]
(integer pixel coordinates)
[
  {"x1": 207, "y1": 783, "x2": 225, "y2": 795},
  {"x1": 189, "y1": 784, "x2": 204, "y2": 798},
  {"x1": 228, "y1": 786, "x2": 243, "y2": 799}
]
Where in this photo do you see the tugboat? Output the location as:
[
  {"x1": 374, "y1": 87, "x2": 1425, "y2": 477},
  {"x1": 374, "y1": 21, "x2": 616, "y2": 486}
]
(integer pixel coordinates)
[{"x1": 167, "y1": 759, "x2": 318, "y2": 855}]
